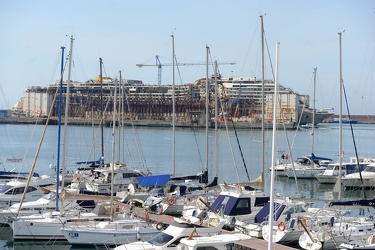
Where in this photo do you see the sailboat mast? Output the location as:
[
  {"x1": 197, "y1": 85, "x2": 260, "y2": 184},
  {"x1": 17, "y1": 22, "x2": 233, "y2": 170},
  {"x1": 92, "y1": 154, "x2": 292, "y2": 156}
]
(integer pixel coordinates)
[
  {"x1": 60, "y1": 35, "x2": 74, "y2": 212},
  {"x1": 110, "y1": 77, "x2": 117, "y2": 219},
  {"x1": 338, "y1": 32, "x2": 343, "y2": 200},
  {"x1": 118, "y1": 71, "x2": 122, "y2": 162},
  {"x1": 205, "y1": 46, "x2": 209, "y2": 174},
  {"x1": 214, "y1": 61, "x2": 219, "y2": 178},
  {"x1": 260, "y1": 15, "x2": 265, "y2": 186},
  {"x1": 312, "y1": 67, "x2": 317, "y2": 153},
  {"x1": 17, "y1": 48, "x2": 68, "y2": 217},
  {"x1": 171, "y1": 34, "x2": 176, "y2": 177},
  {"x1": 100, "y1": 58, "x2": 104, "y2": 164},
  {"x1": 268, "y1": 42, "x2": 280, "y2": 250},
  {"x1": 121, "y1": 71, "x2": 125, "y2": 163},
  {"x1": 55, "y1": 45, "x2": 65, "y2": 211}
]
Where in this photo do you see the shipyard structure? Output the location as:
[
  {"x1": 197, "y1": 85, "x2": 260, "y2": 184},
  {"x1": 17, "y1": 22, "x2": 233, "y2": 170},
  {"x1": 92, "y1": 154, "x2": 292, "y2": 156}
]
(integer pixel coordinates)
[{"x1": 18, "y1": 76, "x2": 334, "y2": 128}]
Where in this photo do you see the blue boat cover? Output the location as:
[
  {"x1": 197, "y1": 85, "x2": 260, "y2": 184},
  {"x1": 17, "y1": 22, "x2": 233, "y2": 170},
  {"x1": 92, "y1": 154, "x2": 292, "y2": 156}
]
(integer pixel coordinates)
[
  {"x1": 254, "y1": 202, "x2": 286, "y2": 223},
  {"x1": 75, "y1": 156, "x2": 102, "y2": 165},
  {"x1": 210, "y1": 194, "x2": 251, "y2": 216},
  {"x1": 310, "y1": 153, "x2": 332, "y2": 161},
  {"x1": 136, "y1": 174, "x2": 170, "y2": 187}
]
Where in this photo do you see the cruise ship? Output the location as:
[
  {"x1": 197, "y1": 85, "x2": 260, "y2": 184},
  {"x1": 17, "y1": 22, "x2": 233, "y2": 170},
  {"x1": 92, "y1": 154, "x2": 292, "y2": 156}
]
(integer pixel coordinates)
[{"x1": 17, "y1": 76, "x2": 332, "y2": 128}]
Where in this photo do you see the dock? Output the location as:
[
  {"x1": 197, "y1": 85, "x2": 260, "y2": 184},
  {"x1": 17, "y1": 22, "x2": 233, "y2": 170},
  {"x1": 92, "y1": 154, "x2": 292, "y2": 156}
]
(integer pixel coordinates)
[{"x1": 119, "y1": 203, "x2": 298, "y2": 250}]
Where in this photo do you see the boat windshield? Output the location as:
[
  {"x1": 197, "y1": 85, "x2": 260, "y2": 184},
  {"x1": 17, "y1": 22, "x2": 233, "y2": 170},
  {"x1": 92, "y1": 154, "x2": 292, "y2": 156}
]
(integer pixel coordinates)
[
  {"x1": 364, "y1": 166, "x2": 375, "y2": 173},
  {"x1": 296, "y1": 158, "x2": 310, "y2": 165},
  {"x1": 147, "y1": 232, "x2": 174, "y2": 246},
  {"x1": 326, "y1": 165, "x2": 335, "y2": 170},
  {"x1": 0, "y1": 185, "x2": 13, "y2": 193}
]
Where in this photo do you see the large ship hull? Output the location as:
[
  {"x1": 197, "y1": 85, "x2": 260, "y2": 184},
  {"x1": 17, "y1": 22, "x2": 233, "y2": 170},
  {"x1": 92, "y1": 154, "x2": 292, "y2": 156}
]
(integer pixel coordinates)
[{"x1": 299, "y1": 109, "x2": 334, "y2": 125}]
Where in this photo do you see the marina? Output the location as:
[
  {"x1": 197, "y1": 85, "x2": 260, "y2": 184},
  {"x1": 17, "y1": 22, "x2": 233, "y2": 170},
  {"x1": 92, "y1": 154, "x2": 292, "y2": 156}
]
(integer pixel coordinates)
[
  {"x1": 1, "y1": 1, "x2": 374, "y2": 249},
  {"x1": 0, "y1": 123, "x2": 374, "y2": 249}
]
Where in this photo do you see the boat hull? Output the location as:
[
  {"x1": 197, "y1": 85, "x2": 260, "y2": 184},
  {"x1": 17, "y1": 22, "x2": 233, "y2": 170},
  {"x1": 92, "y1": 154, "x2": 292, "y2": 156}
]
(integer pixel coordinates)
[
  {"x1": 341, "y1": 178, "x2": 375, "y2": 189},
  {"x1": 61, "y1": 226, "x2": 159, "y2": 245},
  {"x1": 314, "y1": 174, "x2": 338, "y2": 184},
  {"x1": 286, "y1": 168, "x2": 326, "y2": 179},
  {"x1": 12, "y1": 218, "x2": 67, "y2": 240}
]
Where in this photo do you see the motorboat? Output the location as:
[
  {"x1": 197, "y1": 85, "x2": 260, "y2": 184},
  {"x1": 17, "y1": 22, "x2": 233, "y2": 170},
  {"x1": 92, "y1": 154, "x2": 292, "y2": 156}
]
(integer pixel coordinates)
[
  {"x1": 285, "y1": 153, "x2": 332, "y2": 179},
  {"x1": 83, "y1": 162, "x2": 149, "y2": 195},
  {"x1": 341, "y1": 163, "x2": 375, "y2": 189},
  {"x1": 113, "y1": 217, "x2": 226, "y2": 250},
  {"x1": 176, "y1": 233, "x2": 251, "y2": 250},
  {"x1": 0, "y1": 191, "x2": 95, "y2": 225},
  {"x1": 0, "y1": 175, "x2": 54, "y2": 208},
  {"x1": 315, "y1": 157, "x2": 373, "y2": 184}
]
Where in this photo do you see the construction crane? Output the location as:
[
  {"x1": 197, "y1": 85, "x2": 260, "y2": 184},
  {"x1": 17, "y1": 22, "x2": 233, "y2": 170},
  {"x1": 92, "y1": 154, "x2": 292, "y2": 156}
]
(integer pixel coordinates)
[{"x1": 136, "y1": 55, "x2": 236, "y2": 86}]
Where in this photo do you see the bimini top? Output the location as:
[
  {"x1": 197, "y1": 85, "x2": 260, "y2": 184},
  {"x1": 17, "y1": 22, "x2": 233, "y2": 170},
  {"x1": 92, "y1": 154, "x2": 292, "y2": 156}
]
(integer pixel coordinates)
[
  {"x1": 136, "y1": 174, "x2": 170, "y2": 187},
  {"x1": 210, "y1": 193, "x2": 251, "y2": 216},
  {"x1": 310, "y1": 153, "x2": 332, "y2": 162}
]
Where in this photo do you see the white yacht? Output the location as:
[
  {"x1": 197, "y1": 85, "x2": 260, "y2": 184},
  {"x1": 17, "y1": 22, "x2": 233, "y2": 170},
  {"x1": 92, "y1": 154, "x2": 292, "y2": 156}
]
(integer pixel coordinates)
[
  {"x1": 0, "y1": 191, "x2": 95, "y2": 225},
  {"x1": 0, "y1": 176, "x2": 54, "y2": 208},
  {"x1": 315, "y1": 157, "x2": 374, "y2": 184},
  {"x1": 77, "y1": 162, "x2": 149, "y2": 195},
  {"x1": 113, "y1": 217, "x2": 226, "y2": 250},
  {"x1": 285, "y1": 154, "x2": 332, "y2": 179},
  {"x1": 341, "y1": 163, "x2": 375, "y2": 189},
  {"x1": 176, "y1": 233, "x2": 251, "y2": 250}
]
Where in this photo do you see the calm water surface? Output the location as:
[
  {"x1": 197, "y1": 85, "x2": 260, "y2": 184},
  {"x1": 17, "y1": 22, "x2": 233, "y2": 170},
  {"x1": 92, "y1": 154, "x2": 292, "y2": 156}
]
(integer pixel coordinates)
[{"x1": 1, "y1": 123, "x2": 374, "y2": 249}]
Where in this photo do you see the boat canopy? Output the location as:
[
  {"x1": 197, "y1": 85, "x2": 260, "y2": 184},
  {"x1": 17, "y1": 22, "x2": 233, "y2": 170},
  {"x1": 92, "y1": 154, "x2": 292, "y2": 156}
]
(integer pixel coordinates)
[
  {"x1": 170, "y1": 170, "x2": 208, "y2": 184},
  {"x1": 310, "y1": 153, "x2": 332, "y2": 161},
  {"x1": 254, "y1": 201, "x2": 286, "y2": 223},
  {"x1": 210, "y1": 194, "x2": 251, "y2": 216},
  {"x1": 136, "y1": 174, "x2": 170, "y2": 187},
  {"x1": 75, "y1": 156, "x2": 102, "y2": 166}
]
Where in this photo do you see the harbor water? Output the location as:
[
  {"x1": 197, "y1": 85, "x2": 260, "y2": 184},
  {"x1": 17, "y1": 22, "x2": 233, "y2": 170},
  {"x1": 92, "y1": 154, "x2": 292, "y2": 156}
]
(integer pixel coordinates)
[{"x1": 1, "y1": 122, "x2": 375, "y2": 249}]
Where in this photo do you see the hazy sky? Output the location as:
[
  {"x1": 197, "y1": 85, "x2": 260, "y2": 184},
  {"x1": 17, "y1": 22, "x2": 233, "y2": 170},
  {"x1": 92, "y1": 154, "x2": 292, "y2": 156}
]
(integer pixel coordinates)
[{"x1": 1, "y1": 1, "x2": 374, "y2": 115}]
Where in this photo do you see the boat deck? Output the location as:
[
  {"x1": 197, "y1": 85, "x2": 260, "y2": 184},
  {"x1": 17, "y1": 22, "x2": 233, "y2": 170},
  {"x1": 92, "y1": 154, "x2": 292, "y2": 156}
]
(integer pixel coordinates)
[{"x1": 120, "y1": 203, "x2": 298, "y2": 250}]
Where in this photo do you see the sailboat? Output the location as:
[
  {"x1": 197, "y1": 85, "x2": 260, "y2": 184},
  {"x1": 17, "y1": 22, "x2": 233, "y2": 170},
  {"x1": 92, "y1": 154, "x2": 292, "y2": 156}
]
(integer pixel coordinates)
[
  {"x1": 159, "y1": 37, "x2": 210, "y2": 217},
  {"x1": 282, "y1": 68, "x2": 333, "y2": 179},
  {"x1": 168, "y1": 35, "x2": 208, "y2": 186},
  {"x1": 60, "y1": 78, "x2": 160, "y2": 246},
  {"x1": 11, "y1": 41, "x2": 119, "y2": 241},
  {"x1": 298, "y1": 32, "x2": 375, "y2": 250}
]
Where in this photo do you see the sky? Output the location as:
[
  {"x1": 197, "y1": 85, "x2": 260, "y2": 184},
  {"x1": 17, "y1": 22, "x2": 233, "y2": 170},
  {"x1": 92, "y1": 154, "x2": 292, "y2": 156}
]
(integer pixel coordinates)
[{"x1": 0, "y1": 0, "x2": 374, "y2": 115}]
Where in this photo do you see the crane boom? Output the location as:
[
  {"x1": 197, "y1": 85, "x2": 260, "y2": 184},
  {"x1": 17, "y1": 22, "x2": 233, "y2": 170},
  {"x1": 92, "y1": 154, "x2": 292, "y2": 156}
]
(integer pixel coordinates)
[{"x1": 136, "y1": 55, "x2": 235, "y2": 85}]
